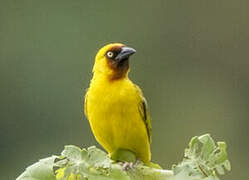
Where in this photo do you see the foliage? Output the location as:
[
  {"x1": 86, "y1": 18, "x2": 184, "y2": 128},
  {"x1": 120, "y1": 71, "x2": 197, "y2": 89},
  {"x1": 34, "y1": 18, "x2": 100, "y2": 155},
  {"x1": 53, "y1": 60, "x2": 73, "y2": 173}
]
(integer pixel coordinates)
[
  {"x1": 171, "y1": 134, "x2": 231, "y2": 180},
  {"x1": 16, "y1": 134, "x2": 230, "y2": 180}
]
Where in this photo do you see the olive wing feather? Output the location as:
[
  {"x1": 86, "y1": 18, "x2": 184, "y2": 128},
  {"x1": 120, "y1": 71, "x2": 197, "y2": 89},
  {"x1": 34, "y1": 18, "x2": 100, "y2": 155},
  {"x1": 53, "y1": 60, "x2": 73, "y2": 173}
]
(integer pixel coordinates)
[{"x1": 135, "y1": 85, "x2": 152, "y2": 143}]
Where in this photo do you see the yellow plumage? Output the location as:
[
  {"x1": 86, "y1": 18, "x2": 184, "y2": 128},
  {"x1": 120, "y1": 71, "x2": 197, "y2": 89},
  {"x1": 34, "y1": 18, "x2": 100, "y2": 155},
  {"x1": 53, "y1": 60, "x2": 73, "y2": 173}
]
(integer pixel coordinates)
[{"x1": 85, "y1": 43, "x2": 151, "y2": 163}]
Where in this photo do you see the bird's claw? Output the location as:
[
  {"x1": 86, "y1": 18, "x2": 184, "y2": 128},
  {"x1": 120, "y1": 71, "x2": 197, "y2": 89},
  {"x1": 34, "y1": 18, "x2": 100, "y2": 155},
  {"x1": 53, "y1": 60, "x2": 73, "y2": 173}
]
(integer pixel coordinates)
[
  {"x1": 119, "y1": 159, "x2": 143, "y2": 171},
  {"x1": 119, "y1": 162, "x2": 134, "y2": 171}
]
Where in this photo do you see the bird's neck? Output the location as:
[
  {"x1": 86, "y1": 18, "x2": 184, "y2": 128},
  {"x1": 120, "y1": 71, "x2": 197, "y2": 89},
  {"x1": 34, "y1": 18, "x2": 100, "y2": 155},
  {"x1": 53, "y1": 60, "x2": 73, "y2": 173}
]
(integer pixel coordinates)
[{"x1": 92, "y1": 70, "x2": 129, "y2": 82}]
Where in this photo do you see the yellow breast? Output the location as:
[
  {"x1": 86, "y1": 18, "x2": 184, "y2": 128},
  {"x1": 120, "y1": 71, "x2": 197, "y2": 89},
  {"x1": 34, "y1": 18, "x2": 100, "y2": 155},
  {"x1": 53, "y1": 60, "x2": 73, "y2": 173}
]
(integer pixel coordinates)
[{"x1": 85, "y1": 75, "x2": 151, "y2": 162}]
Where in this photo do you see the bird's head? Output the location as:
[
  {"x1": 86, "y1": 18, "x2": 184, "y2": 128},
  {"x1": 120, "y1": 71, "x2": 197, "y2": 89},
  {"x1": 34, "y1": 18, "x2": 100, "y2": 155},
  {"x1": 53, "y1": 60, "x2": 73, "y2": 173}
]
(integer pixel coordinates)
[{"x1": 93, "y1": 43, "x2": 136, "y2": 80}]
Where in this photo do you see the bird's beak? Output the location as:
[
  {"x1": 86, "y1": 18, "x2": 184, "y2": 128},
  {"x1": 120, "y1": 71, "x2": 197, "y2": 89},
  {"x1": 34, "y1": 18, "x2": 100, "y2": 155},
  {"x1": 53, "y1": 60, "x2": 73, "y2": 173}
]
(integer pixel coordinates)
[{"x1": 115, "y1": 46, "x2": 136, "y2": 61}]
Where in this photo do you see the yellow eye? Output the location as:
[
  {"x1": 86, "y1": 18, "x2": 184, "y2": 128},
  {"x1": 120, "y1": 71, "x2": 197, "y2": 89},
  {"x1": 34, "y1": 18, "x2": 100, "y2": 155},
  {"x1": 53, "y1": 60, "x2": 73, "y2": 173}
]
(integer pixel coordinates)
[{"x1": 106, "y1": 51, "x2": 114, "y2": 58}]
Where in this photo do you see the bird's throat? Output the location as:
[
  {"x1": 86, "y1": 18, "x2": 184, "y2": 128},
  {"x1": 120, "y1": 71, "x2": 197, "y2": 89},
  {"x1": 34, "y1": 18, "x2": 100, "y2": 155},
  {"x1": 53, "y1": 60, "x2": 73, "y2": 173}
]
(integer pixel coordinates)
[{"x1": 107, "y1": 59, "x2": 130, "y2": 80}]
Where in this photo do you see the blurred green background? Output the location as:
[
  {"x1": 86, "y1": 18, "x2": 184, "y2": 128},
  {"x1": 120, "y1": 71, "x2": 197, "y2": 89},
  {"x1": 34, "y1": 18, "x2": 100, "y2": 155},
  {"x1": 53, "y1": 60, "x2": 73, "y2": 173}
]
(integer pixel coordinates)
[{"x1": 0, "y1": 0, "x2": 248, "y2": 179}]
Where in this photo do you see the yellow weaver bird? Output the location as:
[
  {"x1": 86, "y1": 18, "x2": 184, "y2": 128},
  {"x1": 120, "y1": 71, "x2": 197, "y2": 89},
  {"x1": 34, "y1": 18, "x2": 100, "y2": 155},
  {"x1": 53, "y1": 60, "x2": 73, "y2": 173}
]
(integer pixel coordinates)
[{"x1": 84, "y1": 43, "x2": 152, "y2": 164}]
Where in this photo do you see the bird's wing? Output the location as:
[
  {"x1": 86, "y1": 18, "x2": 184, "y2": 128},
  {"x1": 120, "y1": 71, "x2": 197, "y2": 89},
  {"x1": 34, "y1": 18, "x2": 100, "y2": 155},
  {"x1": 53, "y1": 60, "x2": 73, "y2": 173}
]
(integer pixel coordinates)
[
  {"x1": 84, "y1": 89, "x2": 89, "y2": 118},
  {"x1": 135, "y1": 85, "x2": 152, "y2": 143}
]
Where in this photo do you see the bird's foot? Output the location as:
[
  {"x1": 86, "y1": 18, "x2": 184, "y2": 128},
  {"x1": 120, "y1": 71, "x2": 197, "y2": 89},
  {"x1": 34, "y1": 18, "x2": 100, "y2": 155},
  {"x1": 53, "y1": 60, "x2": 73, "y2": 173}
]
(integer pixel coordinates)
[
  {"x1": 119, "y1": 159, "x2": 143, "y2": 171},
  {"x1": 119, "y1": 162, "x2": 134, "y2": 171}
]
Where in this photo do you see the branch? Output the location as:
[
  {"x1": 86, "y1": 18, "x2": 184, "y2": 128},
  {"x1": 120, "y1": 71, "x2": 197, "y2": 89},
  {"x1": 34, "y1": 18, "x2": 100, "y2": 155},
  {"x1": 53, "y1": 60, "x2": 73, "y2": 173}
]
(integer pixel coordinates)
[{"x1": 16, "y1": 134, "x2": 231, "y2": 180}]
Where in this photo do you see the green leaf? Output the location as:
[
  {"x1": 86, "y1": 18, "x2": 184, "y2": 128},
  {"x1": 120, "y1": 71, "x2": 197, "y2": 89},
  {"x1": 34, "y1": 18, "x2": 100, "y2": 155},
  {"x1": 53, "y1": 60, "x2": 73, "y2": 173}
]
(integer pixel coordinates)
[
  {"x1": 16, "y1": 156, "x2": 58, "y2": 180},
  {"x1": 198, "y1": 134, "x2": 216, "y2": 161},
  {"x1": 55, "y1": 146, "x2": 130, "y2": 180},
  {"x1": 172, "y1": 134, "x2": 231, "y2": 180},
  {"x1": 61, "y1": 145, "x2": 82, "y2": 162}
]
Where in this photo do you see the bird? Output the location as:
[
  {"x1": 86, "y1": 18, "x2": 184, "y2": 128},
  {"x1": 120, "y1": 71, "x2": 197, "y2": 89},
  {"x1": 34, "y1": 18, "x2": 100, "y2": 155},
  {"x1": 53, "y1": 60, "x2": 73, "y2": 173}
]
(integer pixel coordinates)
[{"x1": 84, "y1": 43, "x2": 152, "y2": 164}]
